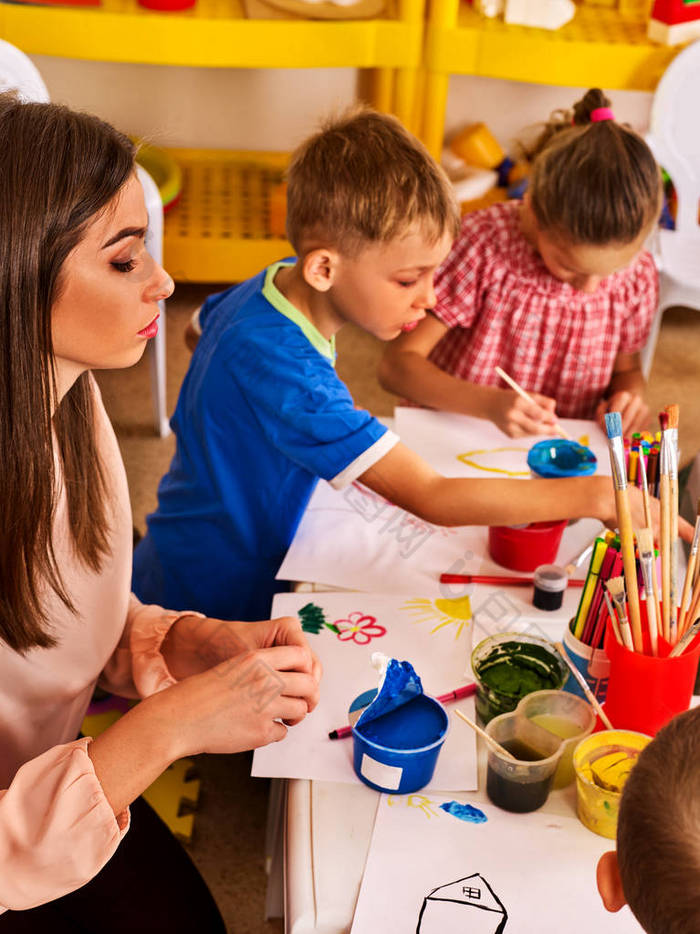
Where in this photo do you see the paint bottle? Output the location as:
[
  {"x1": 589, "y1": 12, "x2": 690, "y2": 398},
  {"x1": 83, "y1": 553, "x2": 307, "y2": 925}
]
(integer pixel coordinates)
[{"x1": 532, "y1": 564, "x2": 568, "y2": 611}]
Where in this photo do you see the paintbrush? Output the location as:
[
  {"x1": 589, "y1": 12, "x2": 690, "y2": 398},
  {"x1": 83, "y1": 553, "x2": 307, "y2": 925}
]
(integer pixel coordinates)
[
  {"x1": 603, "y1": 590, "x2": 623, "y2": 646},
  {"x1": 636, "y1": 454, "x2": 663, "y2": 632},
  {"x1": 563, "y1": 531, "x2": 613, "y2": 577},
  {"x1": 606, "y1": 576, "x2": 635, "y2": 651},
  {"x1": 554, "y1": 642, "x2": 614, "y2": 730},
  {"x1": 636, "y1": 528, "x2": 659, "y2": 657},
  {"x1": 494, "y1": 366, "x2": 572, "y2": 440},
  {"x1": 669, "y1": 619, "x2": 700, "y2": 657},
  {"x1": 665, "y1": 405, "x2": 680, "y2": 642},
  {"x1": 658, "y1": 412, "x2": 674, "y2": 642},
  {"x1": 604, "y1": 412, "x2": 643, "y2": 651},
  {"x1": 453, "y1": 709, "x2": 518, "y2": 761},
  {"x1": 678, "y1": 499, "x2": 700, "y2": 638},
  {"x1": 682, "y1": 571, "x2": 700, "y2": 646}
]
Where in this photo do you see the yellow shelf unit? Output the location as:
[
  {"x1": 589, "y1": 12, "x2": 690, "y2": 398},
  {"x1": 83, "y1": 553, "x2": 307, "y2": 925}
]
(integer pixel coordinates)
[
  {"x1": 0, "y1": 0, "x2": 423, "y2": 69},
  {"x1": 421, "y1": 0, "x2": 681, "y2": 155},
  {"x1": 163, "y1": 148, "x2": 293, "y2": 282}
]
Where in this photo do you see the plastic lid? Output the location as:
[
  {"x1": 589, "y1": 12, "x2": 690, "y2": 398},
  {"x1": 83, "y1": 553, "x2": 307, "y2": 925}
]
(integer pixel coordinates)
[
  {"x1": 533, "y1": 564, "x2": 568, "y2": 593},
  {"x1": 527, "y1": 439, "x2": 597, "y2": 479}
]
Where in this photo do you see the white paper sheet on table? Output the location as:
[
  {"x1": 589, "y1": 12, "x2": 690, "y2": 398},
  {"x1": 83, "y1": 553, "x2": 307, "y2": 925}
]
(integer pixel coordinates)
[
  {"x1": 251, "y1": 591, "x2": 478, "y2": 791},
  {"x1": 277, "y1": 410, "x2": 609, "y2": 594},
  {"x1": 351, "y1": 792, "x2": 644, "y2": 934}
]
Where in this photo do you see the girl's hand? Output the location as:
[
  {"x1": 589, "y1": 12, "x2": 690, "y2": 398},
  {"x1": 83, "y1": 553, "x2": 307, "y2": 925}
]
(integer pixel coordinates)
[
  {"x1": 616, "y1": 487, "x2": 693, "y2": 544},
  {"x1": 596, "y1": 392, "x2": 649, "y2": 437},
  {"x1": 489, "y1": 388, "x2": 558, "y2": 438},
  {"x1": 148, "y1": 643, "x2": 321, "y2": 759}
]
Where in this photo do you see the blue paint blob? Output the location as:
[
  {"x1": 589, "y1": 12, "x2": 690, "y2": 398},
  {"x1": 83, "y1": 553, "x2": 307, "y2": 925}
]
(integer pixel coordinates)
[
  {"x1": 439, "y1": 801, "x2": 488, "y2": 823},
  {"x1": 527, "y1": 439, "x2": 597, "y2": 479}
]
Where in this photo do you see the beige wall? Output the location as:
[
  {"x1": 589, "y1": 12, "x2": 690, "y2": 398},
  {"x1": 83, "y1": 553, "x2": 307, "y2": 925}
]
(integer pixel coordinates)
[{"x1": 31, "y1": 55, "x2": 653, "y2": 152}]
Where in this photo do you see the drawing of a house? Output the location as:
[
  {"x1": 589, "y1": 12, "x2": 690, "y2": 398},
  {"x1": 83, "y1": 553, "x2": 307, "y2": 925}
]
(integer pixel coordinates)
[{"x1": 416, "y1": 873, "x2": 508, "y2": 933}]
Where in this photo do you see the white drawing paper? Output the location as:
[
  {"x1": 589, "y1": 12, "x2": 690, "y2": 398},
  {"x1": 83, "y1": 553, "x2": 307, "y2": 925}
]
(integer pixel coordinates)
[
  {"x1": 277, "y1": 410, "x2": 607, "y2": 593},
  {"x1": 251, "y1": 591, "x2": 479, "y2": 791},
  {"x1": 351, "y1": 792, "x2": 644, "y2": 933}
]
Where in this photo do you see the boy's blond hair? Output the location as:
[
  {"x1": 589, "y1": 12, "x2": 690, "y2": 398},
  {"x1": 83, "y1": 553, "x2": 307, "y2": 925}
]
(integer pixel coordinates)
[
  {"x1": 285, "y1": 107, "x2": 460, "y2": 256},
  {"x1": 617, "y1": 705, "x2": 700, "y2": 934}
]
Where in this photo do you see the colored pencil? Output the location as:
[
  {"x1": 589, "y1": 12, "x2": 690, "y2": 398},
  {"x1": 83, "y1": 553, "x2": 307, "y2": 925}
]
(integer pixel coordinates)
[
  {"x1": 572, "y1": 538, "x2": 609, "y2": 640},
  {"x1": 494, "y1": 366, "x2": 571, "y2": 440},
  {"x1": 454, "y1": 708, "x2": 518, "y2": 760},
  {"x1": 328, "y1": 683, "x2": 477, "y2": 739},
  {"x1": 554, "y1": 642, "x2": 614, "y2": 730},
  {"x1": 439, "y1": 573, "x2": 584, "y2": 587},
  {"x1": 604, "y1": 412, "x2": 643, "y2": 651}
]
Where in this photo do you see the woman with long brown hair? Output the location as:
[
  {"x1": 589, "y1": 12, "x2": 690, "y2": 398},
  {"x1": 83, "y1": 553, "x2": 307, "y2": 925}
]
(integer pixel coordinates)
[{"x1": 0, "y1": 92, "x2": 320, "y2": 931}]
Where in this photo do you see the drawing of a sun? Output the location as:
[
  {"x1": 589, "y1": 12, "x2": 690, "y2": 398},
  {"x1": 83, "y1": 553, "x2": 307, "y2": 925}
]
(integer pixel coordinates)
[{"x1": 401, "y1": 596, "x2": 472, "y2": 638}]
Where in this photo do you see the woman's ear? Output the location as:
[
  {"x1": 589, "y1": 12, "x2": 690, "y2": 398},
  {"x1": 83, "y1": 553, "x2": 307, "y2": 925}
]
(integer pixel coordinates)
[
  {"x1": 302, "y1": 248, "x2": 339, "y2": 293},
  {"x1": 596, "y1": 850, "x2": 627, "y2": 913}
]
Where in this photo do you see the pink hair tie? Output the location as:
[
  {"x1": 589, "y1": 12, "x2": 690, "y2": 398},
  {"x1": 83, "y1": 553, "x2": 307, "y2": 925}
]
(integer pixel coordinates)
[{"x1": 590, "y1": 107, "x2": 615, "y2": 122}]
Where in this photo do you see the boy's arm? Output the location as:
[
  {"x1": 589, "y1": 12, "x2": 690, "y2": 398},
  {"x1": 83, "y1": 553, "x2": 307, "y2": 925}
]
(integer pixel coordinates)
[
  {"x1": 378, "y1": 315, "x2": 558, "y2": 437},
  {"x1": 184, "y1": 306, "x2": 202, "y2": 353},
  {"x1": 595, "y1": 352, "x2": 648, "y2": 436},
  {"x1": 358, "y1": 441, "x2": 693, "y2": 542}
]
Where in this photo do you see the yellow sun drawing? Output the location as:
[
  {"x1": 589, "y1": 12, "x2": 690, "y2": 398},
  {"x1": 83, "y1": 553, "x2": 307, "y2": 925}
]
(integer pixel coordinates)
[
  {"x1": 401, "y1": 596, "x2": 472, "y2": 639},
  {"x1": 456, "y1": 447, "x2": 530, "y2": 477}
]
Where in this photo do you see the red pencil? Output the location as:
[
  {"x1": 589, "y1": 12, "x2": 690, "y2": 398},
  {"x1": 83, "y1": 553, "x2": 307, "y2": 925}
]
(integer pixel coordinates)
[
  {"x1": 439, "y1": 573, "x2": 584, "y2": 587},
  {"x1": 328, "y1": 683, "x2": 477, "y2": 740}
]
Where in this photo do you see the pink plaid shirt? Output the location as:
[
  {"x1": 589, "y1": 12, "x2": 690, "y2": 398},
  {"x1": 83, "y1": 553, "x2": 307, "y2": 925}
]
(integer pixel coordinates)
[{"x1": 430, "y1": 201, "x2": 658, "y2": 419}]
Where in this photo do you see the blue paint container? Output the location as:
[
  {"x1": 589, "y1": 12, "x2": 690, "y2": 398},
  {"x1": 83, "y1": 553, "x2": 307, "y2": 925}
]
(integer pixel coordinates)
[
  {"x1": 527, "y1": 439, "x2": 597, "y2": 479},
  {"x1": 351, "y1": 693, "x2": 449, "y2": 794}
]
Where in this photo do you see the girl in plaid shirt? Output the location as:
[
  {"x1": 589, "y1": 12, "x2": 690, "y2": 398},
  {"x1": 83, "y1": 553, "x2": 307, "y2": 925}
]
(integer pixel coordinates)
[{"x1": 380, "y1": 89, "x2": 660, "y2": 439}]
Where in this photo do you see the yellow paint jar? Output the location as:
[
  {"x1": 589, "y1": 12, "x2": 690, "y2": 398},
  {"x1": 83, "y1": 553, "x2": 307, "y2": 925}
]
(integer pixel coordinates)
[{"x1": 573, "y1": 730, "x2": 651, "y2": 838}]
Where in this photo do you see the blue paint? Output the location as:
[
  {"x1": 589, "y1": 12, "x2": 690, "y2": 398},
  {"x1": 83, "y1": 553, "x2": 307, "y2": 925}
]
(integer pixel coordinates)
[
  {"x1": 439, "y1": 801, "x2": 488, "y2": 823},
  {"x1": 355, "y1": 659, "x2": 423, "y2": 729},
  {"x1": 527, "y1": 439, "x2": 597, "y2": 479},
  {"x1": 356, "y1": 694, "x2": 446, "y2": 749}
]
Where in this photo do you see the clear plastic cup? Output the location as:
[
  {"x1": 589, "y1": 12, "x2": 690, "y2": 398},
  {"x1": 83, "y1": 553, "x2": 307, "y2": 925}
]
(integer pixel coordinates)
[
  {"x1": 517, "y1": 689, "x2": 595, "y2": 788},
  {"x1": 485, "y1": 710, "x2": 563, "y2": 813},
  {"x1": 471, "y1": 632, "x2": 568, "y2": 724}
]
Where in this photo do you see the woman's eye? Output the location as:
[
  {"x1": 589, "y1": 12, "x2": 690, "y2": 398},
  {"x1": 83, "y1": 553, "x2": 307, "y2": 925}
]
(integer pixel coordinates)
[
  {"x1": 112, "y1": 259, "x2": 136, "y2": 273},
  {"x1": 398, "y1": 280, "x2": 417, "y2": 288}
]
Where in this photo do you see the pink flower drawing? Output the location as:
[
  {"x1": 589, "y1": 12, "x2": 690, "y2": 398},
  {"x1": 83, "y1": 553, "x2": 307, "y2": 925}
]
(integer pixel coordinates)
[{"x1": 334, "y1": 612, "x2": 386, "y2": 645}]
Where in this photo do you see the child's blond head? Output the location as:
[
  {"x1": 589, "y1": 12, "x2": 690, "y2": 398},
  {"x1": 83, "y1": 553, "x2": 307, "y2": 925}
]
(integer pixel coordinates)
[
  {"x1": 285, "y1": 107, "x2": 459, "y2": 257},
  {"x1": 616, "y1": 706, "x2": 700, "y2": 934},
  {"x1": 524, "y1": 88, "x2": 661, "y2": 246}
]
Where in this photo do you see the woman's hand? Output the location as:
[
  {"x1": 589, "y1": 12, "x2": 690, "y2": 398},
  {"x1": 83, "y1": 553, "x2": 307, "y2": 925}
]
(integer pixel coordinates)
[
  {"x1": 148, "y1": 642, "x2": 321, "y2": 760},
  {"x1": 162, "y1": 614, "x2": 322, "y2": 698},
  {"x1": 487, "y1": 388, "x2": 559, "y2": 438}
]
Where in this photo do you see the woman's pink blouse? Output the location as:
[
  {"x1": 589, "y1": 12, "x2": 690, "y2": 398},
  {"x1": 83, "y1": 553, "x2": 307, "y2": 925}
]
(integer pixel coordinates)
[{"x1": 0, "y1": 383, "x2": 182, "y2": 912}]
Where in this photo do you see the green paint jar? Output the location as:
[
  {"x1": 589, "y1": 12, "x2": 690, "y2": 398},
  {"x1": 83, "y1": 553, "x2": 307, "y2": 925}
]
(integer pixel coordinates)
[{"x1": 471, "y1": 633, "x2": 568, "y2": 724}]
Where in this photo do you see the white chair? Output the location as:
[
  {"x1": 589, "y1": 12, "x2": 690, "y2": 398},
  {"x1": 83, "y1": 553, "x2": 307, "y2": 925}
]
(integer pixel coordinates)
[
  {"x1": 0, "y1": 40, "x2": 170, "y2": 437},
  {"x1": 642, "y1": 40, "x2": 700, "y2": 378}
]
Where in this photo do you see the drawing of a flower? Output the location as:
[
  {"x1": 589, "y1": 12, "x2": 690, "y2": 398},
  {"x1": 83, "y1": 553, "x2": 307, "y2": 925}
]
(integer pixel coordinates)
[{"x1": 334, "y1": 612, "x2": 386, "y2": 645}]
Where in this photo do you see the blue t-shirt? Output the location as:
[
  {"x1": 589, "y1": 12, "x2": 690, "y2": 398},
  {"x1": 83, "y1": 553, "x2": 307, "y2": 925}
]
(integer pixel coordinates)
[{"x1": 133, "y1": 262, "x2": 396, "y2": 621}]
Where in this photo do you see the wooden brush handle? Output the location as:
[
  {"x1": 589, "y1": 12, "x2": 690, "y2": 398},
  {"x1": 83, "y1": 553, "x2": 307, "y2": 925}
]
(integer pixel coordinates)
[
  {"x1": 615, "y1": 487, "x2": 643, "y2": 651},
  {"x1": 659, "y1": 474, "x2": 672, "y2": 643}
]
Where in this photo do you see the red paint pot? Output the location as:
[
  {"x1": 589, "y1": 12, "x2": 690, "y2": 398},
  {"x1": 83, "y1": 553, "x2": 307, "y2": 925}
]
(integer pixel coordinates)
[
  {"x1": 488, "y1": 521, "x2": 567, "y2": 572},
  {"x1": 603, "y1": 603, "x2": 700, "y2": 736}
]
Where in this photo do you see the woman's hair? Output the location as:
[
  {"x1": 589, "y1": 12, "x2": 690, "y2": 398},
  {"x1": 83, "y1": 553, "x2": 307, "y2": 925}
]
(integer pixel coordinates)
[
  {"x1": 286, "y1": 106, "x2": 460, "y2": 256},
  {"x1": 0, "y1": 93, "x2": 135, "y2": 653},
  {"x1": 523, "y1": 88, "x2": 661, "y2": 245},
  {"x1": 616, "y1": 706, "x2": 700, "y2": 934}
]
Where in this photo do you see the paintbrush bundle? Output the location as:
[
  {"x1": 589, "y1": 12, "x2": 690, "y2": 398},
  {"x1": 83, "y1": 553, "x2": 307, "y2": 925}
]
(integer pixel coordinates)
[{"x1": 599, "y1": 406, "x2": 700, "y2": 658}]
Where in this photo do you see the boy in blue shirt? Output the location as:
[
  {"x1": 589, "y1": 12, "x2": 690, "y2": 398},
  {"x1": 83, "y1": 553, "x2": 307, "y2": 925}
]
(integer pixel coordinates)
[{"x1": 133, "y1": 108, "x2": 670, "y2": 622}]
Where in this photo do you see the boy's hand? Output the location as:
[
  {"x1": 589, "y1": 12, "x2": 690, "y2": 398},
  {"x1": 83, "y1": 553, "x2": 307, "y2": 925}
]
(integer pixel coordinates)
[
  {"x1": 622, "y1": 487, "x2": 694, "y2": 544},
  {"x1": 596, "y1": 392, "x2": 649, "y2": 437},
  {"x1": 489, "y1": 388, "x2": 559, "y2": 438}
]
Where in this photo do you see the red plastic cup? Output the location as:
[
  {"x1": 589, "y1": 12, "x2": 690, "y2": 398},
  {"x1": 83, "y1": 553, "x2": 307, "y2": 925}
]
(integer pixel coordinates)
[
  {"x1": 603, "y1": 602, "x2": 700, "y2": 736},
  {"x1": 487, "y1": 520, "x2": 567, "y2": 572}
]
